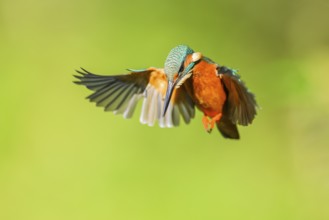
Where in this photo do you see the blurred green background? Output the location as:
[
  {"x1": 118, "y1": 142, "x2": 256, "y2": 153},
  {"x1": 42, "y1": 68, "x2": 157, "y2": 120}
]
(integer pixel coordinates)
[{"x1": 1, "y1": 0, "x2": 329, "y2": 219}]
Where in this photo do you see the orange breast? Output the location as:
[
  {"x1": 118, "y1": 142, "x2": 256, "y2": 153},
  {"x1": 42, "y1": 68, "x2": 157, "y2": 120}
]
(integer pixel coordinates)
[{"x1": 185, "y1": 59, "x2": 226, "y2": 117}]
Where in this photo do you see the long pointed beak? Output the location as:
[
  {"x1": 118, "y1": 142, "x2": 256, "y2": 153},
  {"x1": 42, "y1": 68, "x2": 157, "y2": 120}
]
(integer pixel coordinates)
[
  {"x1": 162, "y1": 62, "x2": 197, "y2": 116},
  {"x1": 163, "y1": 80, "x2": 175, "y2": 116}
]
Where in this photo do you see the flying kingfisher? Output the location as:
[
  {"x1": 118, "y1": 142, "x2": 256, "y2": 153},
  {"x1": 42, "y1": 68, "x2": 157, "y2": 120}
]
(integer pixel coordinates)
[{"x1": 74, "y1": 45, "x2": 257, "y2": 139}]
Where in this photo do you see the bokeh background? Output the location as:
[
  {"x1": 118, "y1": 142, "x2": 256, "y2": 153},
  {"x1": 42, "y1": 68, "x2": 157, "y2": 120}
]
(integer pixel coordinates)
[{"x1": 1, "y1": 0, "x2": 329, "y2": 219}]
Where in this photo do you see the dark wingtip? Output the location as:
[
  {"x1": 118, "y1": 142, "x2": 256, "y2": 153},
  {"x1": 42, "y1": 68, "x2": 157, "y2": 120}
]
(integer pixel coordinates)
[
  {"x1": 73, "y1": 68, "x2": 85, "y2": 84},
  {"x1": 80, "y1": 67, "x2": 91, "y2": 74},
  {"x1": 221, "y1": 132, "x2": 240, "y2": 139},
  {"x1": 73, "y1": 74, "x2": 83, "y2": 79},
  {"x1": 216, "y1": 116, "x2": 240, "y2": 140},
  {"x1": 75, "y1": 68, "x2": 86, "y2": 75}
]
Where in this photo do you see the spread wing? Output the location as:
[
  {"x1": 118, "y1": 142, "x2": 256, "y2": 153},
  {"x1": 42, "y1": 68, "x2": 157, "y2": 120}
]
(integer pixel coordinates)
[
  {"x1": 218, "y1": 66, "x2": 257, "y2": 126},
  {"x1": 74, "y1": 68, "x2": 195, "y2": 127}
]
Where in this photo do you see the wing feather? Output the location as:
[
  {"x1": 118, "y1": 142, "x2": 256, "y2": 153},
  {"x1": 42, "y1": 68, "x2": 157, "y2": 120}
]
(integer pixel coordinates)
[
  {"x1": 74, "y1": 68, "x2": 195, "y2": 127},
  {"x1": 111, "y1": 84, "x2": 136, "y2": 111},
  {"x1": 218, "y1": 66, "x2": 257, "y2": 126}
]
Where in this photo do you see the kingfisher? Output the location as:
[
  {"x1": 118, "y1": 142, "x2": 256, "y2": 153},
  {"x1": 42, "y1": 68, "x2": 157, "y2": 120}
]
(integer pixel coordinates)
[{"x1": 74, "y1": 45, "x2": 257, "y2": 139}]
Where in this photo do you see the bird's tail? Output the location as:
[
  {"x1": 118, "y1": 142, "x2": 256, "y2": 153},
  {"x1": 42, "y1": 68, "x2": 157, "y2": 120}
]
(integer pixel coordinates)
[{"x1": 216, "y1": 115, "x2": 240, "y2": 139}]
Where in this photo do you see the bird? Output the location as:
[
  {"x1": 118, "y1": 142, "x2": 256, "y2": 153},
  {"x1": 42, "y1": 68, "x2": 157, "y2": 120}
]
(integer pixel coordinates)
[{"x1": 74, "y1": 45, "x2": 257, "y2": 139}]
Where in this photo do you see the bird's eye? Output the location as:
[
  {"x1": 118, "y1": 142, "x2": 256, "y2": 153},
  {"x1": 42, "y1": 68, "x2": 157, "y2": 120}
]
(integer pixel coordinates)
[{"x1": 219, "y1": 66, "x2": 229, "y2": 73}]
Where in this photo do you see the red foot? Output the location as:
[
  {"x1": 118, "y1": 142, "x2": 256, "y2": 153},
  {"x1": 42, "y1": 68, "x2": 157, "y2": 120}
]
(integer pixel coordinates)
[
  {"x1": 202, "y1": 113, "x2": 222, "y2": 133},
  {"x1": 210, "y1": 113, "x2": 222, "y2": 130},
  {"x1": 202, "y1": 115, "x2": 210, "y2": 132}
]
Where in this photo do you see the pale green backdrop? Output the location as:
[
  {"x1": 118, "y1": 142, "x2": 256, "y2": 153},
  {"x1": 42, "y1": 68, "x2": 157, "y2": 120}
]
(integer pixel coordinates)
[{"x1": 1, "y1": 0, "x2": 329, "y2": 219}]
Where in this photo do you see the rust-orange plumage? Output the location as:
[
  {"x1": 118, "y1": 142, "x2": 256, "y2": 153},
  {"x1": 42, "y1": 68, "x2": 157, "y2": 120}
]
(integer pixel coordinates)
[{"x1": 74, "y1": 45, "x2": 257, "y2": 139}]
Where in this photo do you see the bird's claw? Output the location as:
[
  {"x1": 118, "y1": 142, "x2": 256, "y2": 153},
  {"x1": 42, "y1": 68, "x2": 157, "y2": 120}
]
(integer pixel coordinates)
[
  {"x1": 202, "y1": 113, "x2": 223, "y2": 134},
  {"x1": 202, "y1": 115, "x2": 210, "y2": 132}
]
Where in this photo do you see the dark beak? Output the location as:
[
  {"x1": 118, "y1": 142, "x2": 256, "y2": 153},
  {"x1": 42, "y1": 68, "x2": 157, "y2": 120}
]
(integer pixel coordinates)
[
  {"x1": 163, "y1": 80, "x2": 175, "y2": 116},
  {"x1": 162, "y1": 62, "x2": 197, "y2": 116}
]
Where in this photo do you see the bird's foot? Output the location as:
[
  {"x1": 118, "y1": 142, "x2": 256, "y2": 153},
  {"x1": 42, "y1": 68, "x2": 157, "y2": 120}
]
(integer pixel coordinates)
[
  {"x1": 202, "y1": 113, "x2": 223, "y2": 133},
  {"x1": 210, "y1": 113, "x2": 222, "y2": 130},
  {"x1": 202, "y1": 115, "x2": 211, "y2": 133}
]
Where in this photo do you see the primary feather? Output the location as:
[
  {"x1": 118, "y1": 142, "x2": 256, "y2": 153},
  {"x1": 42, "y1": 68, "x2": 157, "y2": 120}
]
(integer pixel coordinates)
[{"x1": 74, "y1": 68, "x2": 195, "y2": 127}]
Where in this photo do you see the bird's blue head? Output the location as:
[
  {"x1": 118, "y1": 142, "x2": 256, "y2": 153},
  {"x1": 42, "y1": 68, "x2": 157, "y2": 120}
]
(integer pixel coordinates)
[{"x1": 163, "y1": 45, "x2": 203, "y2": 116}]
